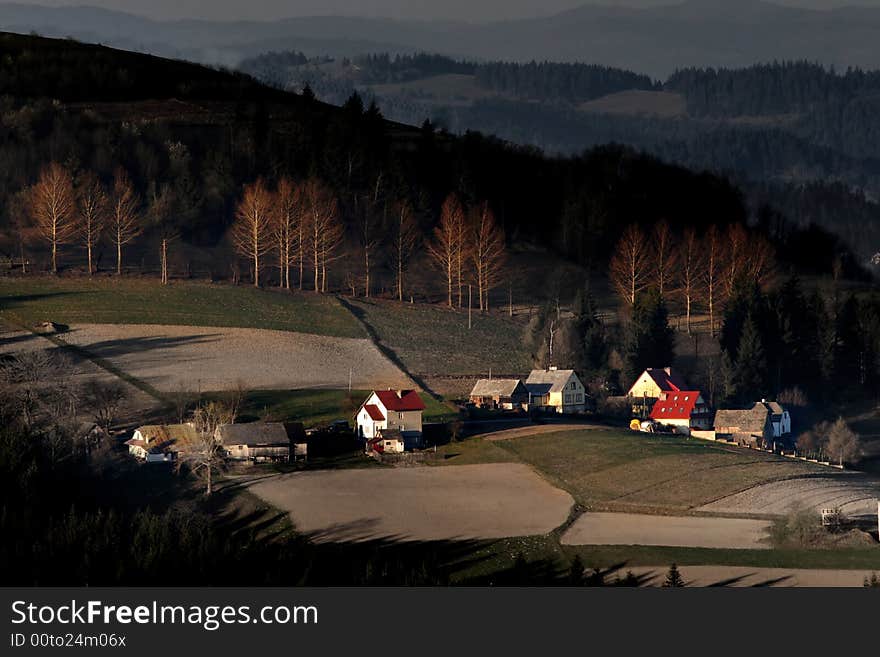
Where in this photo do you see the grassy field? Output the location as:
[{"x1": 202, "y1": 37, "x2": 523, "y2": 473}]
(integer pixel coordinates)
[
  {"x1": 348, "y1": 297, "x2": 532, "y2": 377},
  {"x1": 437, "y1": 429, "x2": 823, "y2": 512},
  {"x1": 0, "y1": 277, "x2": 364, "y2": 338},
  {"x1": 215, "y1": 388, "x2": 458, "y2": 427}
]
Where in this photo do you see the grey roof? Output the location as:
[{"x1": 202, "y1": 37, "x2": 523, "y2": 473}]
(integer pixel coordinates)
[
  {"x1": 714, "y1": 407, "x2": 771, "y2": 434},
  {"x1": 470, "y1": 379, "x2": 526, "y2": 398},
  {"x1": 758, "y1": 401, "x2": 785, "y2": 416},
  {"x1": 217, "y1": 423, "x2": 290, "y2": 447},
  {"x1": 525, "y1": 369, "x2": 578, "y2": 393}
]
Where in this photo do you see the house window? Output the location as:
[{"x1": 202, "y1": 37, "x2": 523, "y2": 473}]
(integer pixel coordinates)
[{"x1": 576, "y1": 393, "x2": 583, "y2": 402}]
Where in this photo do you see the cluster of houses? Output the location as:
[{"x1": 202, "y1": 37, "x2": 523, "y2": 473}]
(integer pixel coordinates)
[
  {"x1": 125, "y1": 365, "x2": 793, "y2": 464},
  {"x1": 467, "y1": 367, "x2": 588, "y2": 414},
  {"x1": 627, "y1": 367, "x2": 792, "y2": 446}
]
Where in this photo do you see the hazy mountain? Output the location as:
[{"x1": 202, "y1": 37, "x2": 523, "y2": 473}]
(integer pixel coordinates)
[{"x1": 5, "y1": 1, "x2": 880, "y2": 76}]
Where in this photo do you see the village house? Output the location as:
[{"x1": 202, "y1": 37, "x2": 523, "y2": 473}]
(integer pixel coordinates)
[
  {"x1": 355, "y1": 389, "x2": 426, "y2": 449},
  {"x1": 125, "y1": 423, "x2": 200, "y2": 463},
  {"x1": 627, "y1": 367, "x2": 689, "y2": 417},
  {"x1": 468, "y1": 378, "x2": 529, "y2": 410},
  {"x1": 367, "y1": 428, "x2": 406, "y2": 455},
  {"x1": 216, "y1": 422, "x2": 301, "y2": 463},
  {"x1": 714, "y1": 405, "x2": 774, "y2": 447},
  {"x1": 525, "y1": 368, "x2": 587, "y2": 413},
  {"x1": 756, "y1": 400, "x2": 791, "y2": 438},
  {"x1": 649, "y1": 390, "x2": 713, "y2": 435}
]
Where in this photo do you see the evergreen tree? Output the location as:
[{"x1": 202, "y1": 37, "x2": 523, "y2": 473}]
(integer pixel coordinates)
[
  {"x1": 623, "y1": 288, "x2": 675, "y2": 384},
  {"x1": 663, "y1": 563, "x2": 685, "y2": 588},
  {"x1": 732, "y1": 314, "x2": 769, "y2": 404}
]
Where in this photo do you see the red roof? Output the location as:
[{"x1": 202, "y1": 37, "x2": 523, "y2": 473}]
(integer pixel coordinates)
[
  {"x1": 646, "y1": 368, "x2": 687, "y2": 392},
  {"x1": 374, "y1": 389, "x2": 426, "y2": 412},
  {"x1": 650, "y1": 391, "x2": 703, "y2": 421},
  {"x1": 363, "y1": 404, "x2": 385, "y2": 421}
]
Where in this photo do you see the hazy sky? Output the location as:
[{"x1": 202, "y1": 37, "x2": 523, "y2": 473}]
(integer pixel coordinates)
[{"x1": 14, "y1": 0, "x2": 880, "y2": 22}]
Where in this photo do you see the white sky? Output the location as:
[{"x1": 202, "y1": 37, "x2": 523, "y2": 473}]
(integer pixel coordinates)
[{"x1": 10, "y1": 1, "x2": 880, "y2": 22}]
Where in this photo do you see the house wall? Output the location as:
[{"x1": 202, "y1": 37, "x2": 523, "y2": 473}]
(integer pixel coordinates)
[
  {"x1": 386, "y1": 409, "x2": 422, "y2": 434},
  {"x1": 356, "y1": 407, "x2": 385, "y2": 439},
  {"x1": 628, "y1": 372, "x2": 663, "y2": 399}
]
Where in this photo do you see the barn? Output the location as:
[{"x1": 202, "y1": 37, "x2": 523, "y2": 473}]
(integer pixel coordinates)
[{"x1": 468, "y1": 378, "x2": 529, "y2": 410}]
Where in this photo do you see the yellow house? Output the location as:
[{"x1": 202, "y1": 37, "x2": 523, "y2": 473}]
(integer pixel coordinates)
[
  {"x1": 525, "y1": 368, "x2": 586, "y2": 413},
  {"x1": 627, "y1": 367, "x2": 688, "y2": 400}
]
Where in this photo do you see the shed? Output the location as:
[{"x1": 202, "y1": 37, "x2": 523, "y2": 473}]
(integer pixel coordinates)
[
  {"x1": 216, "y1": 422, "x2": 291, "y2": 463},
  {"x1": 469, "y1": 378, "x2": 529, "y2": 410},
  {"x1": 714, "y1": 406, "x2": 773, "y2": 447}
]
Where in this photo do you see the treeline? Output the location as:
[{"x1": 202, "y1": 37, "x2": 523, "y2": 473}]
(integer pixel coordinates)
[
  {"x1": 666, "y1": 61, "x2": 880, "y2": 117},
  {"x1": 474, "y1": 61, "x2": 656, "y2": 103}
]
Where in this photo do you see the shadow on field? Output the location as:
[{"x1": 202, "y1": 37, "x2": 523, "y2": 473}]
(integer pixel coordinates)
[{"x1": 68, "y1": 332, "x2": 223, "y2": 359}]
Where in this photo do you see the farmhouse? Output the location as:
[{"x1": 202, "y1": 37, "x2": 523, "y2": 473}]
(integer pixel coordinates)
[
  {"x1": 714, "y1": 405, "x2": 773, "y2": 447},
  {"x1": 469, "y1": 378, "x2": 529, "y2": 410},
  {"x1": 756, "y1": 400, "x2": 791, "y2": 437},
  {"x1": 215, "y1": 422, "x2": 294, "y2": 463},
  {"x1": 525, "y1": 368, "x2": 586, "y2": 413},
  {"x1": 125, "y1": 423, "x2": 200, "y2": 463},
  {"x1": 367, "y1": 428, "x2": 406, "y2": 455},
  {"x1": 627, "y1": 367, "x2": 688, "y2": 400},
  {"x1": 649, "y1": 390, "x2": 712, "y2": 435},
  {"x1": 355, "y1": 389, "x2": 426, "y2": 448}
]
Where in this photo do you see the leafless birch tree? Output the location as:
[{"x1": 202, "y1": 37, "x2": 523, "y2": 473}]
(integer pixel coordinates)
[
  {"x1": 703, "y1": 224, "x2": 723, "y2": 337},
  {"x1": 427, "y1": 195, "x2": 462, "y2": 307},
  {"x1": 147, "y1": 182, "x2": 178, "y2": 285},
  {"x1": 272, "y1": 177, "x2": 302, "y2": 290},
  {"x1": 653, "y1": 219, "x2": 678, "y2": 299},
  {"x1": 29, "y1": 162, "x2": 75, "y2": 274},
  {"x1": 679, "y1": 227, "x2": 703, "y2": 334},
  {"x1": 609, "y1": 224, "x2": 651, "y2": 306},
  {"x1": 303, "y1": 178, "x2": 343, "y2": 293},
  {"x1": 231, "y1": 179, "x2": 273, "y2": 287},
  {"x1": 471, "y1": 201, "x2": 506, "y2": 312},
  {"x1": 76, "y1": 172, "x2": 107, "y2": 277},
  {"x1": 392, "y1": 200, "x2": 420, "y2": 302},
  {"x1": 109, "y1": 169, "x2": 141, "y2": 276}
]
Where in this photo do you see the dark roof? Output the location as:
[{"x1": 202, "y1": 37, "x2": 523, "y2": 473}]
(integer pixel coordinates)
[
  {"x1": 363, "y1": 404, "x2": 385, "y2": 421},
  {"x1": 374, "y1": 390, "x2": 426, "y2": 412},
  {"x1": 217, "y1": 423, "x2": 290, "y2": 447},
  {"x1": 644, "y1": 367, "x2": 687, "y2": 392},
  {"x1": 714, "y1": 407, "x2": 771, "y2": 434},
  {"x1": 470, "y1": 379, "x2": 526, "y2": 398}
]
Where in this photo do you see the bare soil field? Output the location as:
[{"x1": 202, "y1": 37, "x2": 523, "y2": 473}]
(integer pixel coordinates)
[
  {"x1": 57, "y1": 323, "x2": 411, "y2": 393},
  {"x1": 562, "y1": 512, "x2": 771, "y2": 550},
  {"x1": 699, "y1": 474, "x2": 880, "y2": 518},
  {"x1": 248, "y1": 463, "x2": 574, "y2": 542},
  {"x1": 627, "y1": 565, "x2": 873, "y2": 587}
]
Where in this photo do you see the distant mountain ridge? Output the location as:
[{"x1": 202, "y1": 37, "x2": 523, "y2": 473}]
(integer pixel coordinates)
[{"x1": 4, "y1": 1, "x2": 880, "y2": 75}]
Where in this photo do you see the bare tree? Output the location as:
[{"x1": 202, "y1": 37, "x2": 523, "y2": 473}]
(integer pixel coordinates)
[
  {"x1": 303, "y1": 178, "x2": 343, "y2": 293},
  {"x1": 231, "y1": 179, "x2": 273, "y2": 287},
  {"x1": 147, "y1": 182, "x2": 179, "y2": 285},
  {"x1": 703, "y1": 225, "x2": 723, "y2": 337},
  {"x1": 826, "y1": 417, "x2": 861, "y2": 467},
  {"x1": 28, "y1": 162, "x2": 75, "y2": 274},
  {"x1": 680, "y1": 227, "x2": 703, "y2": 334},
  {"x1": 653, "y1": 220, "x2": 678, "y2": 299},
  {"x1": 392, "y1": 199, "x2": 419, "y2": 302},
  {"x1": 725, "y1": 223, "x2": 749, "y2": 297},
  {"x1": 426, "y1": 194, "x2": 462, "y2": 307},
  {"x1": 109, "y1": 168, "x2": 141, "y2": 276},
  {"x1": 746, "y1": 233, "x2": 776, "y2": 289},
  {"x1": 9, "y1": 190, "x2": 30, "y2": 274},
  {"x1": 76, "y1": 172, "x2": 107, "y2": 277},
  {"x1": 358, "y1": 174, "x2": 383, "y2": 297},
  {"x1": 272, "y1": 177, "x2": 302, "y2": 290},
  {"x1": 470, "y1": 201, "x2": 506, "y2": 312},
  {"x1": 609, "y1": 224, "x2": 651, "y2": 306},
  {"x1": 83, "y1": 378, "x2": 127, "y2": 432},
  {"x1": 180, "y1": 401, "x2": 232, "y2": 496}
]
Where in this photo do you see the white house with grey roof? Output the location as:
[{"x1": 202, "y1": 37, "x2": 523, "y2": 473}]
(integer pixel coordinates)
[{"x1": 525, "y1": 368, "x2": 586, "y2": 414}]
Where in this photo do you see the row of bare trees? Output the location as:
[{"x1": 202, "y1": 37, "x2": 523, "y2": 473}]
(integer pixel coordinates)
[
  {"x1": 610, "y1": 221, "x2": 775, "y2": 335},
  {"x1": 24, "y1": 162, "x2": 153, "y2": 278},
  {"x1": 426, "y1": 194, "x2": 507, "y2": 310}
]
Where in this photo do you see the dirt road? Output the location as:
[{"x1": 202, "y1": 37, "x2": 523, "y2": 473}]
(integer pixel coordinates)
[
  {"x1": 249, "y1": 463, "x2": 574, "y2": 542},
  {"x1": 562, "y1": 512, "x2": 771, "y2": 549}
]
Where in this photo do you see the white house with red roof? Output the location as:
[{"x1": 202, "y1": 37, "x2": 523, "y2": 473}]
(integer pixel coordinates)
[
  {"x1": 355, "y1": 389, "x2": 426, "y2": 447},
  {"x1": 649, "y1": 390, "x2": 712, "y2": 435}
]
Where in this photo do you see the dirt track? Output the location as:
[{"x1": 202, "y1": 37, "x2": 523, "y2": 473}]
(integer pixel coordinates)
[
  {"x1": 57, "y1": 323, "x2": 411, "y2": 392},
  {"x1": 562, "y1": 512, "x2": 771, "y2": 549},
  {"x1": 248, "y1": 463, "x2": 574, "y2": 542}
]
